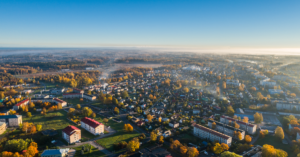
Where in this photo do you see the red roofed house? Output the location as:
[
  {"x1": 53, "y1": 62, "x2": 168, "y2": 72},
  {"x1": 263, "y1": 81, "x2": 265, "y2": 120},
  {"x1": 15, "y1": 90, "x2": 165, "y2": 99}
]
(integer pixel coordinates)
[
  {"x1": 81, "y1": 117, "x2": 104, "y2": 135},
  {"x1": 13, "y1": 99, "x2": 29, "y2": 110},
  {"x1": 53, "y1": 98, "x2": 67, "y2": 107},
  {"x1": 220, "y1": 115, "x2": 257, "y2": 135},
  {"x1": 62, "y1": 125, "x2": 81, "y2": 144}
]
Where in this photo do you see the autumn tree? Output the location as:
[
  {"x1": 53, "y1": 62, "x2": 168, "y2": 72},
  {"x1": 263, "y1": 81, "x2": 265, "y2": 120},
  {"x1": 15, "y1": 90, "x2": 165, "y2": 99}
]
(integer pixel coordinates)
[
  {"x1": 213, "y1": 143, "x2": 224, "y2": 154},
  {"x1": 251, "y1": 87, "x2": 256, "y2": 91},
  {"x1": 30, "y1": 126, "x2": 36, "y2": 133},
  {"x1": 275, "y1": 126, "x2": 284, "y2": 140},
  {"x1": 158, "y1": 136, "x2": 164, "y2": 144},
  {"x1": 242, "y1": 117, "x2": 249, "y2": 123},
  {"x1": 147, "y1": 114, "x2": 153, "y2": 122},
  {"x1": 92, "y1": 112, "x2": 96, "y2": 118},
  {"x1": 187, "y1": 147, "x2": 199, "y2": 157},
  {"x1": 126, "y1": 137, "x2": 139, "y2": 152},
  {"x1": 183, "y1": 87, "x2": 189, "y2": 93},
  {"x1": 254, "y1": 112, "x2": 263, "y2": 123},
  {"x1": 150, "y1": 131, "x2": 157, "y2": 142},
  {"x1": 114, "y1": 107, "x2": 119, "y2": 114},
  {"x1": 245, "y1": 135, "x2": 252, "y2": 143},
  {"x1": 221, "y1": 151, "x2": 242, "y2": 157},
  {"x1": 222, "y1": 81, "x2": 226, "y2": 89},
  {"x1": 234, "y1": 122, "x2": 240, "y2": 129},
  {"x1": 212, "y1": 122, "x2": 216, "y2": 129},
  {"x1": 76, "y1": 104, "x2": 81, "y2": 109},
  {"x1": 103, "y1": 118, "x2": 108, "y2": 124},
  {"x1": 261, "y1": 144, "x2": 287, "y2": 157},
  {"x1": 82, "y1": 107, "x2": 93, "y2": 117},
  {"x1": 158, "y1": 117, "x2": 162, "y2": 123},
  {"x1": 221, "y1": 143, "x2": 229, "y2": 151},
  {"x1": 36, "y1": 124, "x2": 42, "y2": 131},
  {"x1": 226, "y1": 106, "x2": 235, "y2": 116},
  {"x1": 180, "y1": 145, "x2": 188, "y2": 155}
]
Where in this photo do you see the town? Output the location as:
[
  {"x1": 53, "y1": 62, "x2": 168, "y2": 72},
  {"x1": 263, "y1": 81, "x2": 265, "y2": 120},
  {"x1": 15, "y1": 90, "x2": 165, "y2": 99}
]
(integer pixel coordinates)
[{"x1": 0, "y1": 52, "x2": 299, "y2": 157}]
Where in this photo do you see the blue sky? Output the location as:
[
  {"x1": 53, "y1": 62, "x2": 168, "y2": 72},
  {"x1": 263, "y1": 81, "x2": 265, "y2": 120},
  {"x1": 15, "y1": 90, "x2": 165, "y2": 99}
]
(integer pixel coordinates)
[{"x1": 0, "y1": 0, "x2": 299, "y2": 49}]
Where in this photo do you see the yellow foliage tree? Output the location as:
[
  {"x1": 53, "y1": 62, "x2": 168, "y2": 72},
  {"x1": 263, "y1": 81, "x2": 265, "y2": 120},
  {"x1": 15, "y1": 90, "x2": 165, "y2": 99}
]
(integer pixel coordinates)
[
  {"x1": 187, "y1": 147, "x2": 199, "y2": 157},
  {"x1": 275, "y1": 126, "x2": 284, "y2": 140},
  {"x1": 245, "y1": 135, "x2": 252, "y2": 143},
  {"x1": 150, "y1": 131, "x2": 157, "y2": 142},
  {"x1": 213, "y1": 143, "x2": 224, "y2": 154},
  {"x1": 159, "y1": 136, "x2": 164, "y2": 144},
  {"x1": 180, "y1": 146, "x2": 188, "y2": 154}
]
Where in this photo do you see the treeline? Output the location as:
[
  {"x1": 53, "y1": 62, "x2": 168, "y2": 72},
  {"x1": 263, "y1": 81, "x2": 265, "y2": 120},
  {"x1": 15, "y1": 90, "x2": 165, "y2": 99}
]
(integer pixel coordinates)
[
  {"x1": 13, "y1": 60, "x2": 97, "y2": 71},
  {"x1": 0, "y1": 64, "x2": 39, "y2": 75}
]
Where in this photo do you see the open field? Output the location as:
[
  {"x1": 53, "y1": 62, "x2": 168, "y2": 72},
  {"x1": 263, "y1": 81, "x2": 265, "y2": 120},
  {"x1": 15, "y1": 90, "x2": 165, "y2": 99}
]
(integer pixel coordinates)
[
  {"x1": 73, "y1": 144, "x2": 107, "y2": 157},
  {"x1": 96, "y1": 131, "x2": 140, "y2": 151},
  {"x1": 254, "y1": 135, "x2": 293, "y2": 157}
]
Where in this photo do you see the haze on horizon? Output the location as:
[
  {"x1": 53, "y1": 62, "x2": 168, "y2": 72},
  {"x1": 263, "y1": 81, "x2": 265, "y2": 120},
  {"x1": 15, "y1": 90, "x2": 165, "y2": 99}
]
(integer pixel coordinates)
[{"x1": 0, "y1": 0, "x2": 299, "y2": 54}]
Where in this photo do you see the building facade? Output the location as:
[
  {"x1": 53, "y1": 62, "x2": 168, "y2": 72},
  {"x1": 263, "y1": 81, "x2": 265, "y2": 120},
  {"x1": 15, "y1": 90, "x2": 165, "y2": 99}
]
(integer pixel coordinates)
[
  {"x1": 13, "y1": 99, "x2": 29, "y2": 110},
  {"x1": 0, "y1": 115, "x2": 22, "y2": 127},
  {"x1": 0, "y1": 122, "x2": 6, "y2": 134},
  {"x1": 193, "y1": 123, "x2": 232, "y2": 146},
  {"x1": 80, "y1": 117, "x2": 104, "y2": 135},
  {"x1": 220, "y1": 115, "x2": 257, "y2": 135},
  {"x1": 208, "y1": 120, "x2": 245, "y2": 140},
  {"x1": 62, "y1": 125, "x2": 81, "y2": 144},
  {"x1": 277, "y1": 102, "x2": 300, "y2": 111}
]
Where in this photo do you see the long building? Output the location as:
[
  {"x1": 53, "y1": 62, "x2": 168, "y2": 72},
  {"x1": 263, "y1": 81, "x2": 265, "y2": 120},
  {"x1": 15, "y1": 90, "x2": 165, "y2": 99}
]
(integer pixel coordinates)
[
  {"x1": 193, "y1": 123, "x2": 232, "y2": 146},
  {"x1": 31, "y1": 98, "x2": 67, "y2": 107},
  {"x1": 276, "y1": 102, "x2": 300, "y2": 111},
  {"x1": 220, "y1": 115, "x2": 257, "y2": 135},
  {"x1": 0, "y1": 115, "x2": 22, "y2": 127},
  {"x1": 13, "y1": 99, "x2": 29, "y2": 110},
  {"x1": 208, "y1": 120, "x2": 245, "y2": 140},
  {"x1": 62, "y1": 125, "x2": 81, "y2": 144},
  {"x1": 80, "y1": 117, "x2": 104, "y2": 135},
  {"x1": 63, "y1": 93, "x2": 96, "y2": 101}
]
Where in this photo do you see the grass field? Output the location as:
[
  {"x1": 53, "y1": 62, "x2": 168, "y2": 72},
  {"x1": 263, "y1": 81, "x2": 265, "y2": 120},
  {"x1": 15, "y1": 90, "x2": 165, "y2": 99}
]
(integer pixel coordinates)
[
  {"x1": 73, "y1": 144, "x2": 106, "y2": 157},
  {"x1": 254, "y1": 135, "x2": 293, "y2": 157},
  {"x1": 96, "y1": 131, "x2": 140, "y2": 151}
]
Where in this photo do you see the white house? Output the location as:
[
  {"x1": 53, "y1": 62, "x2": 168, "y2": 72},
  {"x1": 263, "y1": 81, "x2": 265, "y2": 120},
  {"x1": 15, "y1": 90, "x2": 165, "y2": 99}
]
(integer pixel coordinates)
[{"x1": 80, "y1": 117, "x2": 104, "y2": 135}]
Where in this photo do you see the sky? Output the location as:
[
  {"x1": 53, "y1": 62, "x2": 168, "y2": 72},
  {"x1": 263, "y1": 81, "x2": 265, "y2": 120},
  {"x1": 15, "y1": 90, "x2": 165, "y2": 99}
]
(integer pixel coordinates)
[{"x1": 0, "y1": 0, "x2": 300, "y2": 51}]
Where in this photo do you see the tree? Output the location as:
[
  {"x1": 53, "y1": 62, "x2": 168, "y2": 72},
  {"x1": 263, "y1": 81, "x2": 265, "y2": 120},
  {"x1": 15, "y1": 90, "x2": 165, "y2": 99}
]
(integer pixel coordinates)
[
  {"x1": 36, "y1": 124, "x2": 42, "y2": 131},
  {"x1": 122, "y1": 91, "x2": 129, "y2": 98},
  {"x1": 245, "y1": 135, "x2": 252, "y2": 143},
  {"x1": 126, "y1": 137, "x2": 139, "y2": 152},
  {"x1": 30, "y1": 126, "x2": 36, "y2": 133},
  {"x1": 223, "y1": 81, "x2": 226, "y2": 89},
  {"x1": 234, "y1": 131, "x2": 242, "y2": 140},
  {"x1": 226, "y1": 106, "x2": 235, "y2": 116},
  {"x1": 251, "y1": 87, "x2": 256, "y2": 91},
  {"x1": 114, "y1": 107, "x2": 119, "y2": 114},
  {"x1": 170, "y1": 140, "x2": 181, "y2": 150},
  {"x1": 221, "y1": 151, "x2": 242, "y2": 157},
  {"x1": 183, "y1": 87, "x2": 189, "y2": 93},
  {"x1": 92, "y1": 112, "x2": 96, "y2": 118},
  {"x1": 275, "y1": 126, "x2": 284, "y2": 140},
  {"x1": 4, "y1": 139, "x2": 33, "y2": 152},
  {"x1": 254, "y1": 112, "x2": 263, "y2": 123},
  {"x1": 180, "y1": 146, "x2": 188, "y2": 154},
  {"x1": 213, "y1": 143, "x2": 224, "y2": 154},
  {"x1": 212, "y1": 122, "x2": 216, "y2": 129},
  {"x1": 27, "y1": 145, "x2": 38, "y2": 156},
  {"x1": 261, "y1": 144, "x2": 288, "y2": 157},
  {"x1": 158, "y1": 117, "x2": 162, "y2": 123},
  {"x1": 82, "y1": 107, "x2": 93, "y2": 117},
  {"x1": 103, "y1": 118, "x2": 108, "y2": 124},
  {"x1": 158, "y1": 136, "x2": 164, "y2": 144},
  {"x1": 221, "y1": 143, "x2": 229, "y2": 151},
  {"x1": 187, "y1": 147, "x2": 199, "y2": 157},
  {"x1": 76, "y1": 104, "x2": 81, "y2": 109},
  {"x1": 26, "y1": 112, "x2": 32, "y2": 118},
  {"x1": 234, "y1": 122, "x2": 240, "y2": 129},
  {"x1": 150, "y1": 131, "x2": 157, "y2": 142},
  {"x1": 242, "y1": 117, "x2": 249, "y2": 123},
  {"x1": 22, "y1": 122, "x2": 31, "y2": 133},
  {"x1": 147, "y1": 114, "x2": 153, "y2": 122}
]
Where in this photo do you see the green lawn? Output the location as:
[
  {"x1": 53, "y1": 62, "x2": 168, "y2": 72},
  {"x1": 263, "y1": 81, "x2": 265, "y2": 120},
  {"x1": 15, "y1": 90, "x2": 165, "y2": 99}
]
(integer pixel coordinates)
[
  {"x1": 96, "y1": 131, "x2": 140, "y2": 151},
  {"x1": 64, "y1": 98, "x2": 84, "y2": 106},
  {"x1": 254, "y1": 135, "x2": 293, "y2": 157},
  {"x1": 73, "y1": 144, "x2": 106, "y2": 157}
]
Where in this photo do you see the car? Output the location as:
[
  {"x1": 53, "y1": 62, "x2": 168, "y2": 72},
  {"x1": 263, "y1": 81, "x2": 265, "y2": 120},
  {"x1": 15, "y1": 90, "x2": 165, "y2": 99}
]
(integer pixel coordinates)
[{"x1": 204, "y1": 151, "x2": 208, "y2": 155}]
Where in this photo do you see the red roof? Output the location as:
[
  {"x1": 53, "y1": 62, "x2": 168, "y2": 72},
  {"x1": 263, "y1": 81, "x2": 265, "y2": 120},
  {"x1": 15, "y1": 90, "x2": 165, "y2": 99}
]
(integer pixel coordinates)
[
  {"x1": 54, "y1": 98, "x2": 65, "y2": 103},
  {"x1": 62, "y1": 125, "x2": 80, "y2": 136},
  {"x1": 15, "y1": 99, "x2": 29, "y2": 106},
  {"x1": 193, "y1": 123, "x2": 230, "y2": 139},
  {"x1": 63, "y1": 93, "x2": 82, "y2": 95},
  {"x1": 81, "y1": 117, "x2": 103, "y2": 128}
]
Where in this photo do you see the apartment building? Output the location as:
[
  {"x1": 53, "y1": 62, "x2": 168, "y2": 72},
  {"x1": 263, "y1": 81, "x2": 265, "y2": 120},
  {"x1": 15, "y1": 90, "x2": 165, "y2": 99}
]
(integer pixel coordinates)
[
  {"x1": 80, "y1": 117, "x2": 104, "y2": 135},
  {"x1": 53, "y1": 98, "x2": 67, "y2": 107},
  {"x1": 83, "y1": 94, "x2": 97, "y2": 101},
  {"x1": 63, "y1": 93, "x2": 83, "y2": 99},
  {"x1": 208, "y1": 120, "x2": 245, "y2": 140},
  {"x1": 0, "y1": 115, "x2": 22, "y2": 127},
  {"x1": 276, "y1": 102, "x2": 300, "y2": 111},
  {"x1": 193, "y1": 123, "x2": 232, "y2": 146},
  {"x1": 62, "y1": 125, "x2": 81, "y2": 144},
  {"x1": 220, "y1": 115, "x2": 257, "y2": 135},
  {"x1": 13, "y1": 99, "x2": 29, "y2": 110},
  {"x1": 0, "y1": 122, "x2": 7, "y2": 134}
]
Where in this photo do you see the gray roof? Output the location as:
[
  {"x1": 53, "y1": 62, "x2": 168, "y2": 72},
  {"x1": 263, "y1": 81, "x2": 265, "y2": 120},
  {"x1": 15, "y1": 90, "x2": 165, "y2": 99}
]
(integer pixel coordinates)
[
  {"x1": 0, "y1": 115, "x2": 21, "y2": 119},
  {"x1": 41, "y1": 149, "x2": 69, "y2": 156}
]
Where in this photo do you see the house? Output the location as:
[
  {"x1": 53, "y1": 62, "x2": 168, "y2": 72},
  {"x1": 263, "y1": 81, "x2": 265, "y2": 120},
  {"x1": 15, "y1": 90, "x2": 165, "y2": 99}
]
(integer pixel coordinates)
[
  {"x1": 193, "y1": 123, "x2": 232, "y2": 146},
  {"x1": 62, "y1": 125, "x2": 81, "y2": 144},
  {"x1": 163, "y1": 130, "x2": 172, "y2": 138},
  {"x1": 169, "y1": 121, "x2": 179, "y2": 128},
  {"x1": 193, "y1": 109, "x2": 200, "y2": 114},
  {"x1": 226, "y1": 79, "x2": 241, "y2": 86},
  {"x1": 13, "y1": 99, "x2": 29, "y2": 110},
  {"x1": 41, "y1": 149, "x2": 70, "y2": 157},
  {"x1": 73, "y1": 88, "x2": 84, "y2": 93},
  {"x1": 53, "y1": 98, "x2": 67, "y2": 107},
  {"x1": 137, "y1": 121, "x2": 145, "y2": 126},
  {"x1": 83, "y1": 94, "x2": 97, "y2": 101},
  {"x1": 81, "y1": 117, "x2": 104, "y2": 135},
  {"x1": 0, "y1": 122, "x2": 6, "y2": 134},
  {"x1": 131, "y1": 117, "x2": 140, "y2": 123},
  {"x1": 289, "y1": 124, "x2": 300, "y2": 131},
  {"x1": 0, "y1": 115, "x2": 22, "y2": 127},
  {"x1": 22, "y1": 89, "x2": 32, "y2": 94}
]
